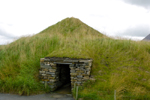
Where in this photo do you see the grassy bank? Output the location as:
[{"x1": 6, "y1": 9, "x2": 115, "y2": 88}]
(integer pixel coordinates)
[{"x1": 0, "y1": 17, "x2": 150, "y2": 99}]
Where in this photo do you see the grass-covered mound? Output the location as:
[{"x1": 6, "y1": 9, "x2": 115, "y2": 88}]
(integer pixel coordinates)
[{"x1": 0, "y1": 17, "x2": 150, "y2": 99}]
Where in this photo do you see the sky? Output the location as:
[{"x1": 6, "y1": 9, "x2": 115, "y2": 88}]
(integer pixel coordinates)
[{"x1": 0, "y1": 0, "x2": 150, "y2": 45}]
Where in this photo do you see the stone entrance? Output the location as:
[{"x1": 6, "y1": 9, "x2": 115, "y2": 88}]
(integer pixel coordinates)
[{"x1": 39, "y1": 57, "x2": 92, "y2": 92}]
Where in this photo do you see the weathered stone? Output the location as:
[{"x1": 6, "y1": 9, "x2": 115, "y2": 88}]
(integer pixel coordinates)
[
  {"x1": 70, "y1": 67, "x2": 75, "y2": 69},
  {"x1": 71, "y1": 77, "x2": 74, "y2": 79},
  {"x1": 51, "y1": 66, "x2": 57, "y2": 69},
  {"x1": 39, "y1": 71, "x2": 45, "y2": 74},
  {"x1": 49, "y1": 72, "x2": 55, "y2": 75},
  {"x1": 41, "y1": 65, "x2": 51, "y2": 68},
  {"x1": 70, "y1": 70, "x2": 75, "y2": 73},
  {"x1": 42, "y1": 74, "x2": 46, "y2": 76},
  {"x1": 85, "y1": 68, "x2": 91, "y2": 71},
  {"x1": 87, "y1": 71, "x2": 90, "y2": 75},
  {"x1": 76, "y1": 70, "x2": 85, "y2": 73},
  {"x1": 75, "y1": 68, "x2": 80, "y2": 70},
  {"x1": 69, "y1": 64, "x2": 74, "y2": 67},
  {"x1": 47, "y1": 75, "x2": 51, "y2": 77},
  {"x1": 71, "y1": 79, "x2": 75, "y2": 82},
  {"x1": 48, "y1": 77, "x2": 56, "y2": 79},
  {"x1": 89, "y1": 63, "x2": 92, "y2": 67},
  {"x1": 51, "y1": 74, "x2": 56, "y2": 77},
  {"x1": 46, "y1": 72, "x2": 51, "y2": 74},
  {"x1": 50, "y1": 79, "x2": 56, "y2": 82},
  {"x1": 70, "y1": 73, "x2": 77, "y2": 76},
  {"x1": 79, "y1": 66, "x2": 85, "y2": 68},
  {"x1": 50, "y1": 63, "x2": 56, "y2": 67},
  {"x1": 77, "y1": 75, "x2": 83, "y2": 78},
  {"x1": 40, "y1": 62, "x2": 44, "y2": 66},
  {"x1": 49, "y1": 69, "x2": 56, "y2": 72},
  {"x1": 77, "y1": 79, "x2": 82, "y2": 81},
  {"x1": 79, "y1": 59, "x2": 92, "y2": 63},
  {"x1": 40, "y1": 58, "x2": 45, "y2": 62},
  {"x1": 85, "y1": 66, "x2": 90, "y2": 68}
]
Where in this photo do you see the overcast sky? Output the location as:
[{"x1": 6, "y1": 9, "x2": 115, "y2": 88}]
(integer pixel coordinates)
[{"x1": 0, "y1": 0, "x2": 150, "y2": 45}]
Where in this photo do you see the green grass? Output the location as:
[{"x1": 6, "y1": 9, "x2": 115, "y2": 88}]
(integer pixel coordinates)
[{"x1": 0, "y1": 17, "x2": 150, "y2": 99}]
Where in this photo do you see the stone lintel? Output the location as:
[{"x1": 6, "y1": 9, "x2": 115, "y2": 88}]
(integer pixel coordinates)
[{"x1": 42, "y1": 57, "x2": 92, "y2": 63}]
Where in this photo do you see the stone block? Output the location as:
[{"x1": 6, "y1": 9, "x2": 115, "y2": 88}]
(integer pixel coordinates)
[
  {"x1": 77, "y1": 79, "x2": 82, "y2": 81},
  {"x1": 70, "y1": 73, "x2": 77, "y2": 76},
  {"x1": 77, "y1": 75, "x2": 83, "y2": 78},
  {"x1": 40, "y1": 58, "x2": 45, "y2": 62},
  {"x1": 71, "y1": 77, "x2": 74, "y2": 79},
  {"x1": 50, "y1": 79, "x2": 56, "y2": 82},
  {"x1": 42, "y1": 74, "x2": 46, "y2": 76},
  {"x1": 51, "y1": 74, "x2": 56, "y2": 77},
  {"x1": 71, "y1": 79, "x2": 75, "y2": 82},
  {"x1": 79, "y1": 66, "x2": 85, "y2": 68},
  {"x1": 87, "y1": 71, "x2": 91, "y2": 75},
  {"x1": 83, "y1": 76, "x2": 89, "y2": 79},
  {"x1": 70, "y1": 67, "x2": 75, "y2": 69},
  {"x1": 40, "y1": 62, "x2": 44, "y2": 66},
  {"x1": 89, "y1": 63, "x2": 92, "y2": 67},
  {"x1": 85, "y1": 68, "x2": 91, "y2": 71},
  {"x1": 44, "y1": 76, "x2": 47, "y2": 79},
  {"x1": 42, "y1": 68, "x2": 49, "y2": 72},
  {"x1": 75, "y1": 68, "x2": 80, "y2": 70},
  {"x1": 41, "y1": 65, "x2": 51, "y2": 68},
  {"x1": 85, "y1": 66, "x2": 90, "y2": 68},
  {"x1": 51, "y1": 66, "x2": 57, "y2": 69},
  {"x1": 46, "y1": 72, "x2": 51, "y2": 74},
  {"x1": 47, "y1": 75, "x2": 51, "y2": 77},
  {"x1": 49, "y1": 72, "x2": 55, "y2": 75},
  {"x1": 79, "y1": 59, "x2": 92, "y2": 63},
  {"x1": 39, "y1": 71, "x2": 45, "y2": 74},
  {"x1": 77, "y1": 73, "x2": 82, "y2": 75},
  {"x1": 48, "y1": 77, "x2": 55, "y2": 79},
  {"x1": 69, "y1": 64, "x2": 74, "y2": 67},
  {"x1": 70, "y1": 70, "x2": 75, "y2": 73},
  {"x1": 50, "y1": 63, "x2": 56, "y2": 67},
  {"x1": 49, "y1": 69, "x2": 56, "y2": 72},
  {"x1": 76, "y1": 70, "x2": 85, "y2": 73}
]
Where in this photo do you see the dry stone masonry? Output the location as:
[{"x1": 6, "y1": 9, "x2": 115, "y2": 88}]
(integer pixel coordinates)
[{"x1": 39, "y1": 57, "x2": 93, "y2": 91}]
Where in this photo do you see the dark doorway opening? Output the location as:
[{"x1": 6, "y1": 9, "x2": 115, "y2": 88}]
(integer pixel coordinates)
[{"x1": 55, "y1": 64, "x2": 71, "y2": 94}]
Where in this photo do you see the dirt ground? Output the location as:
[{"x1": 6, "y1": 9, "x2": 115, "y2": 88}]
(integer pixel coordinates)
[
  {"x1": 0, "y1": 93, "x2": 74, "y2": 100},
  {"x1": 0, "y1": 83, "x2": 75, "y2": 100}
]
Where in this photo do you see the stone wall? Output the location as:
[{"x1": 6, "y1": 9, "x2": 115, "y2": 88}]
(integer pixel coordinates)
[{"x1": 39, "y1": 57, "x2": 93, "y2": 91}]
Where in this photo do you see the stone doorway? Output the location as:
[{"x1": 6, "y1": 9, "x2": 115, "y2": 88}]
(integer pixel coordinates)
[
  {"x1": 55, "y1": 64, "x2": 71, "y2": 93},
  {"x1": 39, "y1": 57, "x2": 92, "y2": 92}
]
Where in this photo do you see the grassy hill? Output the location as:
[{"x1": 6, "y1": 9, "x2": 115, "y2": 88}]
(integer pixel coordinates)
[{"x1": 0, "y1": 17, "x2": 150, "y2": 99}]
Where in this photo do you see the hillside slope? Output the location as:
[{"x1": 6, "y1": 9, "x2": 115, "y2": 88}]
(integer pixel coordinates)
[{"x1": 0, "y1": 17, "x2": 150, "y2": 99}]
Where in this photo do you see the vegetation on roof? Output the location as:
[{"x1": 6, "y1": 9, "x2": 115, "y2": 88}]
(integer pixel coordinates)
[{"x1": 0, "y1": 17, "x2": 150, "y2": 99}]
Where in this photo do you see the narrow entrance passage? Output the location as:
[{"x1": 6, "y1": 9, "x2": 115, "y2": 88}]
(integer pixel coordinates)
[{"x1": 55, "y1": 64, "x2": 71, "y2": 94}]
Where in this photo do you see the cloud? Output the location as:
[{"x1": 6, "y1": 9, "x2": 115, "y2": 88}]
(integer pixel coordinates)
[
  {"x1": 119, "y1": 25, "x2": 150, "y2": 37},
  {"x1": 0, "y1": 28, "x2": 16, "y2": 39},
  {"x1": 123, "y1": 0, "x2": 150, "y2": 8}
]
